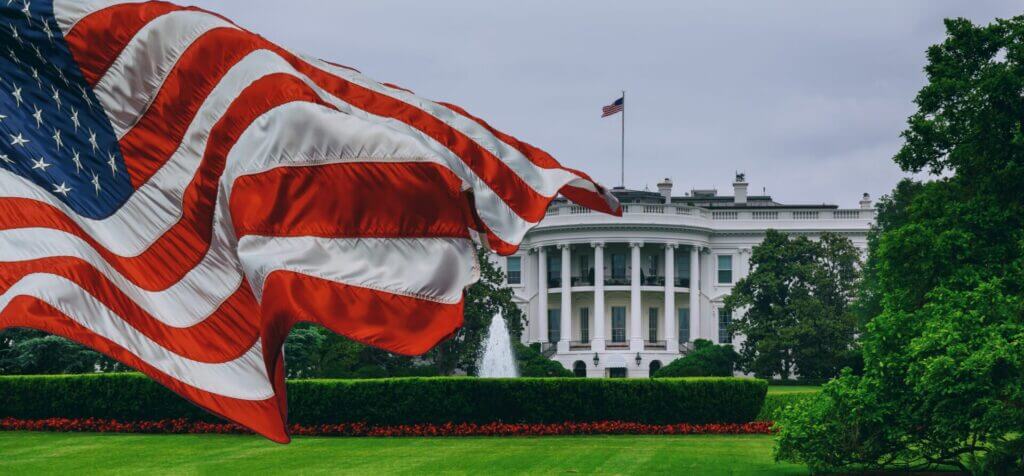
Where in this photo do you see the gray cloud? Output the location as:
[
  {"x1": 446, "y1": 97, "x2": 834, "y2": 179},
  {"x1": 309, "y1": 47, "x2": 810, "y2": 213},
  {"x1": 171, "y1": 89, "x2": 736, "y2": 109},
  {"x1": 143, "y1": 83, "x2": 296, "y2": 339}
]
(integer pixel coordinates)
[{"x1": 188, "y1": 0, "x2": 1021, "y2": 207}]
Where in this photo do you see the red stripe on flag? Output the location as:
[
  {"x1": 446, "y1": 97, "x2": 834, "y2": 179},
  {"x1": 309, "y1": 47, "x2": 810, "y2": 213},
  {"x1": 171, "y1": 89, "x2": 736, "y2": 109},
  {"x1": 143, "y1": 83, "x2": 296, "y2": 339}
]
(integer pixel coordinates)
[
  {"x1": 64, "y1": 1, "x2": 192, "y2": 85},
  {"x1": 0, "y1": 257, "x2": 258, "y2": 363},
  {"x1": 230, "y1": 162, "x2": 474, "y2": 239},
  {"x1": 0, "y1": 296, "x2": 289, "y2": 443}
]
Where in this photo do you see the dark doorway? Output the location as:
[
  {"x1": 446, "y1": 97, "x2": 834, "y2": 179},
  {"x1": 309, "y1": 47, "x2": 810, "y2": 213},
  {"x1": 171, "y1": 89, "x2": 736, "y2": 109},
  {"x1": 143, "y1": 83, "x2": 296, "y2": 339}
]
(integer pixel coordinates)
[
  {"x1": 649, "y1": 360, "x2": 662, "y2": 377},
  {"x1": 573, "y1": 361, "x2": 587, "y2": 377},
  {"x1": 608, "y1": 368, "x2": 627, "y2": 378}
]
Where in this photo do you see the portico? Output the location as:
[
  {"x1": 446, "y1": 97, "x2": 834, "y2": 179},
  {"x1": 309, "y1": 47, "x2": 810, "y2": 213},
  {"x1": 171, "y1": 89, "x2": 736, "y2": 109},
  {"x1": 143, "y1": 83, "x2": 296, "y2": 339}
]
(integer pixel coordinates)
[{"x1": 499, "y1": 175, "x2": 874, "y2": 377}]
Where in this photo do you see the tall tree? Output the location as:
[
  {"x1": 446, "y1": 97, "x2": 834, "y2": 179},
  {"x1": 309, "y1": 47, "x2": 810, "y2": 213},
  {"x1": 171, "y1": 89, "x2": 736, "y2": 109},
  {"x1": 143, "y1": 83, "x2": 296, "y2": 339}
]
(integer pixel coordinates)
[
  {"x1": 427, "y1": 246, "x2": 525, "y2": 375},
  {"x1": 776, "y1": 16, "x2": 1024, "y2": 473},
  {"x1": 724, "y1": 230, "x2": 861, "y2": 380}
]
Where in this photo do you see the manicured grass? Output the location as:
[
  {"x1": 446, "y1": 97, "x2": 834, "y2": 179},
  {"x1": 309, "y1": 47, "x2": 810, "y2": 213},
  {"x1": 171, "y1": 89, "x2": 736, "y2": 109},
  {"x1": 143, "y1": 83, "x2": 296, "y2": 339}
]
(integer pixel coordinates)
[
  {"x1": 767, "y1": 385, "x2": 821, "y2": 394},
  {"x1": 0, "y1": 432, "x2": 806, "y2": 475}
]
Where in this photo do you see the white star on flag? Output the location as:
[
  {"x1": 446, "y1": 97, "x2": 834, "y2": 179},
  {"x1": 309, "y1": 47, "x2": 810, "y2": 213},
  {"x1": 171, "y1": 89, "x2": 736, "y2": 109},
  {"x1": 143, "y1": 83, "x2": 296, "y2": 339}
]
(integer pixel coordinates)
[
  {"x1": 9, "y1": 132, "x2": 29, "y2": 147},
  {"x1": 52, "y1": 182, "x2": 71, "y2": 196},
  {"x1": 30, "y1": 156, "x2": 50, "y2": 172}
]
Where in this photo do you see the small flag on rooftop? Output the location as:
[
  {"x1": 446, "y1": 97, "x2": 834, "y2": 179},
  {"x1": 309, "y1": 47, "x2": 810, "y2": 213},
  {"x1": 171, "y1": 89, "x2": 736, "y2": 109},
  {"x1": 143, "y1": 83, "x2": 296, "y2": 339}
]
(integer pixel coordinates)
[{"x1": 601, "y1": 97, "x2": 624, "y2": 117}]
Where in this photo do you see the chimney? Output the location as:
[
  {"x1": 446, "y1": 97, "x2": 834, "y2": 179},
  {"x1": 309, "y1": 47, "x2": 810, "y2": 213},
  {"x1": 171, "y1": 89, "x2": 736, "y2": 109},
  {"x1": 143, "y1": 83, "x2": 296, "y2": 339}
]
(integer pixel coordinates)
[
  {"x1": 860, "y1": 192, "x2": 873, "y2": 209},
  {"x1": 657, "y1": 178, "x2": 673, "y2": 204},
  {"x1": 732, "y1": 172, "x2": 748, "y2": 205}
]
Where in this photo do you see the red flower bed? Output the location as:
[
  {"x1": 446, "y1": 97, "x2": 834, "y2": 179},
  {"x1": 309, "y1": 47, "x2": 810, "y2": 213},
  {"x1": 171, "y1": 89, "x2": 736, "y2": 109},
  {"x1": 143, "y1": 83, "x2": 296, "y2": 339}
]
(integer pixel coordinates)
[{"x1": 1, "y1": 418, "x2": 774, "y2": 437}]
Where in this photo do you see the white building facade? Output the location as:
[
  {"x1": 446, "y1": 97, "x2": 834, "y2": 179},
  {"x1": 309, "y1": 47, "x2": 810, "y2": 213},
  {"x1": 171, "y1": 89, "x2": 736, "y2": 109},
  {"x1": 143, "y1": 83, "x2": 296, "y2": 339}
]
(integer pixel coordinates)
[{"x1": 497, "y1": 175, "x2": 875, "y2": 378}]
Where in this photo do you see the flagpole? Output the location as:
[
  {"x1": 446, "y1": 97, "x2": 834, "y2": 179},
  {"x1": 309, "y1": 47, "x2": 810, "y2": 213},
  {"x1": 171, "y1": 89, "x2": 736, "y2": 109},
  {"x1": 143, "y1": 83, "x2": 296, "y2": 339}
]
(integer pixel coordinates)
[{"x1": 620, "y1": 90, "x2": 625, "y2": 188}]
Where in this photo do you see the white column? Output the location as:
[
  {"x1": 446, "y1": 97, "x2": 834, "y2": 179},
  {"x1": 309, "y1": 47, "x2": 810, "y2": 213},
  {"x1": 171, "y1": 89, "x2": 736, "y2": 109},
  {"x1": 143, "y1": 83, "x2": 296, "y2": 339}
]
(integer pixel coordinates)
[
  {"x1": 592, "y1": 242, "x2": 606, "y2": 352},
  {"x1": 558, "y1": 243, "x2": 571, "y2": 353},
  {"x1": 689, "y1": 246, "x2": 700, "y2": 343},
  {"x1": 537, "y1": 246, "x2": 548, "y2": 343},
  {"x1": 629, "y1": 241, "x2": 643, "y2": 351},
  {"x1": 664, "y1": 243, "x2": 677, "y2": 352}
]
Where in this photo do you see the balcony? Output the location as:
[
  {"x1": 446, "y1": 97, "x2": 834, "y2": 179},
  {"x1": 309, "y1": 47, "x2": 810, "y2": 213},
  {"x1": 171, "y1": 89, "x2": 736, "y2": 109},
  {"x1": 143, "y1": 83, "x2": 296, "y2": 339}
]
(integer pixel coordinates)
[
  {"x1": 547, "y1": 276, "x2": 562, "y2": 288},
  {"x1": 673, "y1": 277, "x2": 691, "y2": 288},
  {"x1": 606, "y1": 276, "x2": 630, "y2": 286},
  {"x1": 571, "y1": 269, "x2": 595, "y2": 286},
  {"x1": 641, "y1": 274, "x2": 665, "y2": 286},
  {"x1": 644, "y1": 340, "x2": 667, "y2": 350}
]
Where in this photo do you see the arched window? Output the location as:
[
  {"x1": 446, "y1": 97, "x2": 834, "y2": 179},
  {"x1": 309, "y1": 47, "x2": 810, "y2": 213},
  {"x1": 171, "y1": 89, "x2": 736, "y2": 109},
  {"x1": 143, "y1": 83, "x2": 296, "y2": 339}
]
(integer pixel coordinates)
[
  {"x1": 649, "y1": 360, "x2": 662, "y2": 377},
  {"x1": 573, "y1": 361, "x2": 587, "y2": 378}
]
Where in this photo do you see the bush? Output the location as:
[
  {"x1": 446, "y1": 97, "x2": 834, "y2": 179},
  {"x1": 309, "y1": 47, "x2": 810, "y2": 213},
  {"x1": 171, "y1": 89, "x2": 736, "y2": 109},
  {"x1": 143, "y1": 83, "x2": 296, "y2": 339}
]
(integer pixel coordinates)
[
  {"x1": 756, "y1": 392, "x2": 816, "y2": 421},
  {"x1": 514, "y1": 343, "x2": 572, "y2": 377},
  {"x1": 0, "y1": 373, "x2": 767, "y2": 425},
  {"x1": 654, "y1": 339, "x2": 737, "y2": 377}
]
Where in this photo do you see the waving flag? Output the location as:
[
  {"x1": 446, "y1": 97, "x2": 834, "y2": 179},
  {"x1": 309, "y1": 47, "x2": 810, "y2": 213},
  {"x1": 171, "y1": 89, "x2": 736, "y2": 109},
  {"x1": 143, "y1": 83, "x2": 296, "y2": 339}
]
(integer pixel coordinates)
[{"x1": 0, "y1": 0, "x2": 620, "y2": 442}]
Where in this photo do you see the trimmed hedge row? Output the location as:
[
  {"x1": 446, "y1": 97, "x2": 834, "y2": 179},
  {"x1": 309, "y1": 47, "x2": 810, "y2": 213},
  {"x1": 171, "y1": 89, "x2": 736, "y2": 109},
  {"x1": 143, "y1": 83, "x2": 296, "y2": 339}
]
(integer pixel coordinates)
[
  {"x1": 0, "y1": 374, "x2": 767, "y2": 425},
  {"x1": 757, "y1": 392, "x2": 817, "y2": 421}
]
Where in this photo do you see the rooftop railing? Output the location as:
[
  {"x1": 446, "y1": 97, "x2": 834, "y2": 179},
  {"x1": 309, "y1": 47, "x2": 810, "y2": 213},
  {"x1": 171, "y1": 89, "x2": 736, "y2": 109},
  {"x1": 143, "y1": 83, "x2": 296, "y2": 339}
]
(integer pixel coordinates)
[{"x1": 544, "y1": 203, "x2": 874, "y2": 221}]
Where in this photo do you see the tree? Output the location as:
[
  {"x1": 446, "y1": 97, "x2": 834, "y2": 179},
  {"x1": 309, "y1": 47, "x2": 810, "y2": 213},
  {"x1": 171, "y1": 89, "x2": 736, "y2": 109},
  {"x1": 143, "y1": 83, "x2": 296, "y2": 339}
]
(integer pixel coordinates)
[
  {"x1": 776, "y1": 16, "x2": 1024, "y2": 473},
  {"x1": 723, "y1": 230, "x2": 861, "y2": 380},
  {"x1": 426, "y1": 246, "x2": 525, "y2": 375},
  {"x1": 654, "y1": 339, "x2": 737, "y2": 377},
  {"x1": 0, "y1": 329, "x2": 125, "y2": 374},
  {"x1": 514, "y1": 342, "x2": 573, "y2": 377}
]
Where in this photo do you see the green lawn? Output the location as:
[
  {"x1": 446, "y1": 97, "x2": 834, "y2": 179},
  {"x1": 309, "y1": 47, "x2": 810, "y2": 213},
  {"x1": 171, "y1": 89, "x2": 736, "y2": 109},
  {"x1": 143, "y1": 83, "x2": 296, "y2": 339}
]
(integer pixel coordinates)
[{"x1": 0, "y1": 432, "x2": 806, "y2": 475}]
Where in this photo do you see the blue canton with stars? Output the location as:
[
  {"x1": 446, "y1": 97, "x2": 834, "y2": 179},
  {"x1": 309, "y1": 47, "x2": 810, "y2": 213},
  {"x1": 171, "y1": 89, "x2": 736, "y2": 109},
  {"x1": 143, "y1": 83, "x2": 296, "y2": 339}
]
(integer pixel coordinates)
[{"x1": 1, "y1": 0, "x2": 131, "y2": 219}]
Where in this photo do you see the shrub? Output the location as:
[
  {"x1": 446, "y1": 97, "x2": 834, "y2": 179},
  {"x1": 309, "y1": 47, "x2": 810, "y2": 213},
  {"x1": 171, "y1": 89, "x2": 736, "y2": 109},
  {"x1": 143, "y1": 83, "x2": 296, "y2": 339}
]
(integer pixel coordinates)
[
  {"x1": 756, "y1": 392, "x2": 816, "y2": 422},
  {"x1": 514, "y1": 342, "x2": 572, "y2": 377},
  {"x1": 0, "y1": 373, "x2": 767, "y2": 425},
  {"x1": 654, "y1": 339, "x2": 737, "y2": 377}
]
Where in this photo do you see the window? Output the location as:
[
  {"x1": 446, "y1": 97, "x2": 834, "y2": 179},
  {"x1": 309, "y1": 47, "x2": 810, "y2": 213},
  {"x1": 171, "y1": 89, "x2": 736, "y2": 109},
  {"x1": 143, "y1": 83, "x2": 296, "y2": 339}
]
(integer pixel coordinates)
[
  {"x1": 548, "y1": 254, "x2": 562, "y2": 287},
  {"x1": 717, "y1": 255, "x2": 733, "y2": 284},
  {"x1": 579, "y1": 254, "x2": 591, "y2": 278},
  {"x1": 611, "y1": 253, "x2": 626, "y2": 279},
  {"x1": 579, "y1": 307, "x2": 590, "y2": 343},
  {"x1": 675, "y1": 252, "x2": 690, "y2": 287},
  {"x1": 646, "y1": 254, "x2": 658, "y2": 276},
  {"x1": 718, "y1": 309, "x2": 732, "y2": 344},
  {"x1": 608, "y1": 368, "x2": 627, "y2": 378},
  {"x1": 678, "y1": 308, "x2": 690, "y2": 343},
  {"x1": 573, "y1": 361, "x2": 587, "y2": 378},
  {"x1": 548, "y1": 309, "x2": 560, "y2": 343},
  {"x1": 611, "y1": 307, "x2": 626, "y2": 342},
  {"x1": 506, "y1": 256, "x2": 521, "y2": 285},
  {"x1": 648, "y1": 307, "x2": 659, "y2": 342}
]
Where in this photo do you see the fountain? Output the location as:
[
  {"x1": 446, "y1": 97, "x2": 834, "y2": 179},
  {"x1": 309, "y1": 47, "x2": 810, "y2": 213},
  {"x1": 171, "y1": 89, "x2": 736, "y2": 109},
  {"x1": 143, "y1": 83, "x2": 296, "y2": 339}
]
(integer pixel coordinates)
[{"x1": 478, "y1": 313, "x2": 519, "y2": 377}]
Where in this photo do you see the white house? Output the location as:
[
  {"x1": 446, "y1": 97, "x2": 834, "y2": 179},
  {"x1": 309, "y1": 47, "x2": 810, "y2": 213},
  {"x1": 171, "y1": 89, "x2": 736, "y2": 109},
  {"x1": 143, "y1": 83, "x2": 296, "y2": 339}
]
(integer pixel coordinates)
[{"x1": 495, "y1": 174, "x2": 875, "y2": 378}]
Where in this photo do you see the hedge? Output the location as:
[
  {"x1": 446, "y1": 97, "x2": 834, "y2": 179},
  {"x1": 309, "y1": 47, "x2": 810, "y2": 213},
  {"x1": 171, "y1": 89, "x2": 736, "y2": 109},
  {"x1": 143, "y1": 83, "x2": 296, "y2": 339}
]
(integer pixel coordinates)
[
  {"x1": 0, "y1": 374, "x2": 767, "y2": 425},
  {"x1": 757, "y1": 392, "x2": 817, "y2": 421}
]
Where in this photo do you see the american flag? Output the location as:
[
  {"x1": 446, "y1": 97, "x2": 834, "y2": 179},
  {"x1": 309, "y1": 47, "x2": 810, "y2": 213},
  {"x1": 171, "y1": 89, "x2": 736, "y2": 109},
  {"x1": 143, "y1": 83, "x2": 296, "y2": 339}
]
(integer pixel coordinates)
[
  {"x1": 601, "y1": 97, "x2": 624, "y2": 117},
  {"x1": 0, "y1": 0, "x2": 620, "y2": 442}
]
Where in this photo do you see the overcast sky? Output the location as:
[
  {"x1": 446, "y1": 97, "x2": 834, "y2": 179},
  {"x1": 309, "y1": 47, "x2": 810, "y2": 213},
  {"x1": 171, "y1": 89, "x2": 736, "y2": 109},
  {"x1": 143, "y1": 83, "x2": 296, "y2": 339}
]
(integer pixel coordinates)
[{"x1": 191, "y1": 1, "x2": 1021, "y2": 207}]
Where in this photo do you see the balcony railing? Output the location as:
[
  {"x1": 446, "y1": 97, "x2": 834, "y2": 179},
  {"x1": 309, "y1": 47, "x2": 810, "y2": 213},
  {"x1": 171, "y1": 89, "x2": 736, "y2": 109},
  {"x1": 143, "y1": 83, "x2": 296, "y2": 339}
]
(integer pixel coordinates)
[
  {"x1": 606, "y1": 276, "x2": 630, "y2": 286},
  {"x1": 547, "y1": 277, "x2": 562, "y2": 288},
  {"x1": 543, "y1": 203, "x2": 874, "y2": 222},
  {"x1": 641, "y1": 275, "x2": 665, "y2": 286},
  {"x1": 673, "y1": 277, "x2": 691, "y2": 288}
]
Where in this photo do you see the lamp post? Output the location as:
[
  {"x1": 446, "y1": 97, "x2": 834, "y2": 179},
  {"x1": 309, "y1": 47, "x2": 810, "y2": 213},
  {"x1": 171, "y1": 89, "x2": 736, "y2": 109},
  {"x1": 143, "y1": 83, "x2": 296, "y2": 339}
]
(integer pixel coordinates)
[
  {"x1": 635, "y1": 352, "x2": 642, "y2": 367},
  {"x1": 592, "y1": 353, "x2": 600, "y2": 367}
]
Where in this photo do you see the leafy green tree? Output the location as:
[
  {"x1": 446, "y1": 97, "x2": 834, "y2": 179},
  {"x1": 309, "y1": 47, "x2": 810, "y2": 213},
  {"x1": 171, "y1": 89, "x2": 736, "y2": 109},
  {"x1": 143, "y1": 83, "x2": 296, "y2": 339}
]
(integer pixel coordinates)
[
  {"x1": 283, "y1": 325, "x2": 327, "y2": 379},
  {"x1": 514, "y1": 342, "x2": 572, "y2": 377},
  {"x1": 427, "y1": 246, "x2": 525, "y2": 375},
  {"x1": 0, "y1": 329, "x2": 124, "y2": 374},
  {"x1": 724, "y1": 230, "x2": 861, "y2": 380},
  {"x1": 654, "y1": 339, "x2": 737, "y2": 377},
  {"x1": 776, "y1": 16, "x2": 1024, "y2": 473}
]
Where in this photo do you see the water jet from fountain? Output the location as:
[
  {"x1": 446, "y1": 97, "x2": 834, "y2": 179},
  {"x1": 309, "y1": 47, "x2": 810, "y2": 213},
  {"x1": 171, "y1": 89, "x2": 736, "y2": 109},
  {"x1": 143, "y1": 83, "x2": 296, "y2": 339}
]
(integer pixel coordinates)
[{"x1": 478, "y1": 313, "x2": 519, "y2": 378}]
